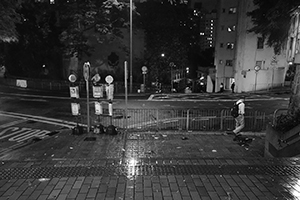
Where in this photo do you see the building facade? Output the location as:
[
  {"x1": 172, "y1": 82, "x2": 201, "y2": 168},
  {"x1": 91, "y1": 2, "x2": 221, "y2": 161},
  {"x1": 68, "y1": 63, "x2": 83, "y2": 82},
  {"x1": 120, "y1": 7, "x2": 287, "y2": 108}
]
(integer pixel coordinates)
[
  {"x1": 214, "y1": 0, "x2": 288, "y2": 93},
  {"x1": 190, "y1": 0, "x2": 217, "y2": 51}
]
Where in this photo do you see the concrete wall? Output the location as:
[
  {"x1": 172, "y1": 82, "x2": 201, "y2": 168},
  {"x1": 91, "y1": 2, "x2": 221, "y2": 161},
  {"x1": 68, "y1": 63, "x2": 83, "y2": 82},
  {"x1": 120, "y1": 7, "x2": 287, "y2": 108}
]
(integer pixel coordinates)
[{"x1": 234, "y1": 0, "x2": 288, "y2": 93}]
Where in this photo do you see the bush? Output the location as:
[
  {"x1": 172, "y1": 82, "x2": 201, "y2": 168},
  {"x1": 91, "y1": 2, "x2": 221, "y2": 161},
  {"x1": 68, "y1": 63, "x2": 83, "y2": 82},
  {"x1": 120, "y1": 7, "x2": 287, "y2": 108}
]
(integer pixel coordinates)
[{"x1": 274, "y1": 109, "x2": 300, "y2": 133}]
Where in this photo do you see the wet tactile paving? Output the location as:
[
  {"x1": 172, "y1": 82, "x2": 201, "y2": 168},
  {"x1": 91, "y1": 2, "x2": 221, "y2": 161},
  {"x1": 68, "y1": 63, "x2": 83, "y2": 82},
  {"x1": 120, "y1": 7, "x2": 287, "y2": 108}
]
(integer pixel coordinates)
[{"x1": 1, "y1": 160, "x2": 300, "y2": 179}]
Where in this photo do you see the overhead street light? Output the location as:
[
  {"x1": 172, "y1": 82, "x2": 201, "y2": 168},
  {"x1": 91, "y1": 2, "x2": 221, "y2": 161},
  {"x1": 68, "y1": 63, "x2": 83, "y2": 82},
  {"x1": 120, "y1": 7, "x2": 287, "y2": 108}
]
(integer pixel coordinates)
[{"x1": 130, "y1": 0, "x2": 133, "y2": 93}]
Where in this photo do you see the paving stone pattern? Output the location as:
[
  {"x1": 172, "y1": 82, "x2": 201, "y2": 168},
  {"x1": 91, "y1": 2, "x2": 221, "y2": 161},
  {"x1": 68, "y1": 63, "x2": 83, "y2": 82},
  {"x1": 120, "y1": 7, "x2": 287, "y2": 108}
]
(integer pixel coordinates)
[{"x1": 0, "y1": 131, "x2": 300, "y2": 199}]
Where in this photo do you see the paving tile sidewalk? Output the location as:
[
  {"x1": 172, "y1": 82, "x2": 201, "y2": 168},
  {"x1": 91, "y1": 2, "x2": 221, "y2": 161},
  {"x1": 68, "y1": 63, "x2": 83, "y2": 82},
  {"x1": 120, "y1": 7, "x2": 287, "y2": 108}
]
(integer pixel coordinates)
[{"x1": 0, "y1": 130, "x2": 300, "y2": 200}]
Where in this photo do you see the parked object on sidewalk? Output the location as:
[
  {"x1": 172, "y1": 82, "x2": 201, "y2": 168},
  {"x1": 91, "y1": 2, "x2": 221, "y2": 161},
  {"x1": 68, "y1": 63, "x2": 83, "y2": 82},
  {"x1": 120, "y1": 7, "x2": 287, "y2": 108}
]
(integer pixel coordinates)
[
  {"x1": 72, "y1": 124, "x2": 84, "y2": 135},
  {"x1": 106, "y1": 125, "x2": 118, "y2": 135},
  {"x1": 93, "y1": 124, "x2": 105, "y2": 134}
]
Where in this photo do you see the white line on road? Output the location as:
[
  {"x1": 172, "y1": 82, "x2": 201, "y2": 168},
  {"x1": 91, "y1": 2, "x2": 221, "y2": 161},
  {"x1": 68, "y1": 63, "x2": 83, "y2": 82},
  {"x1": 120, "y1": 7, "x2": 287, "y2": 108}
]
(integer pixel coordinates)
[
  {"x1": 0, "y1": 119, "x2": 27, "y2": 129},
  {"x1": 0, "y1": 111, "x2": 82, "y2": 128}
]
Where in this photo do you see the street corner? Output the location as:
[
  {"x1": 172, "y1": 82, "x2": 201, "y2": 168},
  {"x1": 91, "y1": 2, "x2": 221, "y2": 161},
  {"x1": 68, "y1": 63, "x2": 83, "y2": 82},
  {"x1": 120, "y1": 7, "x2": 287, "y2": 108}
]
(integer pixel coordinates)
[
  {"x1": 0, "y1": 126, "x2": 126, "y2": 161},
  {"x1": 0, "y1": 114, "x2": 74, "y2": 158}
]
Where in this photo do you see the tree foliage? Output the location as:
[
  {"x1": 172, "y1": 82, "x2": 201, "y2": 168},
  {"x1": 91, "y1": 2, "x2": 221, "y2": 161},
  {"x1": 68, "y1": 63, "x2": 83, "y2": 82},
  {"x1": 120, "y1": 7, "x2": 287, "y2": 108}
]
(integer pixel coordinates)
[
  {"x1": 0, "y1": 0, "x2": 21, "y2": 42},
  {"x1": 248, "y1": 0, "x2": 300, "y2": 132},
  {"x1": 57, "y1": 0, "x2": 128, "y2": 59},
  {"x1": 1, "y1": 0, "x2": 128, "y2": 78},
  {"x1": 136, "y1": 0, "x2": 200, "y2": 83},
  {"x1": 247, "y1": 0, "x2": 299, "y2": 54}
]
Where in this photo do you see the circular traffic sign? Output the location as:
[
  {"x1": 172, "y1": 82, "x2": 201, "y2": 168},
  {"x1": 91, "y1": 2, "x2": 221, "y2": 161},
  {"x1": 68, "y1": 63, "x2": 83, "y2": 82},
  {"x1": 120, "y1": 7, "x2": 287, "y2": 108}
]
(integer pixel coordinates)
[
  {"x1": 105, "y1": 75, "x2": 114, "y2": 84},
  {"x1": 68, "y1": 74, "x2": 77, "y2": 83},
  {"x1": 254, "y1": 65, "x2": 261, "y2": 72},
  {"x1": 142, "y1": 66, "x2": 147, "y2": 72}
]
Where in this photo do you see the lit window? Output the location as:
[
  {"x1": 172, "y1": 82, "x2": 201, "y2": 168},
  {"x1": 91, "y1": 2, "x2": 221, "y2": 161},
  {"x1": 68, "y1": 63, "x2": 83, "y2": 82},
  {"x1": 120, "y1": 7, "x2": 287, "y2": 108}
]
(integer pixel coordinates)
[
  {"x1": 219, "y1": 60, "x2": 223, "y2": 64},
  {"x1": 200, "y1": 32, "x2": 205, "y2": 35},
  {"x1": 227, "y1": 25, "x2": 236, "y2": 32},
  {"x1": 229, "y1": 7, "x2": 237, "y2": 14},
  {"x1": 227, "y1": 43, "x2": 234, "y2": 49},
  {"x1": 225, "y1": 60, "x2": 233, "y2": 66},
  {"x1": 50, "y1": 0, "x2": 55, "y2": 3}
]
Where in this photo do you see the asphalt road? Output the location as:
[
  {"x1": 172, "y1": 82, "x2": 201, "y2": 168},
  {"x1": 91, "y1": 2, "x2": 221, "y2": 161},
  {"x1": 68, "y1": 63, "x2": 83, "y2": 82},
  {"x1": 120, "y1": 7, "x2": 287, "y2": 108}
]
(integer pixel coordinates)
[{"x1": 0, "y1": 85, "x2": 290, "y2": 120}]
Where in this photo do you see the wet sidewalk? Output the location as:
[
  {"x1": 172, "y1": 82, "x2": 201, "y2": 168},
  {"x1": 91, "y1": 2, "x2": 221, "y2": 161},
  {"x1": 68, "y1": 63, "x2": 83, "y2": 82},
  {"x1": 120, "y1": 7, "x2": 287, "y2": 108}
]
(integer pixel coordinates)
[{"x1": 0, "y1": 130, "x2": 300, "y2": 200}]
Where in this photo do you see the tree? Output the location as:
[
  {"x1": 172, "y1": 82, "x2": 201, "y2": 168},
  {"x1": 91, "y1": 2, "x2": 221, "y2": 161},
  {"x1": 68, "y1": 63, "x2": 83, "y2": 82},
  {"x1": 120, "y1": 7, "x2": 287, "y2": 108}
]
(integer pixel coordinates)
[
  {"x1": 2, "y1": 0, "x2": 129, "y2": 78},
  {"x1": 247, "y1": 0, "x2": 299, "y2": 54},
  {"x1": 248, "y1": 0, "x2": 300, "y2": 129},
  {"x1": 0, "y1": 0, "x2": 21, "y2": 42},
  {"x1": 57, "y1": 0, "x2": 128, "y2": 60},
  {"x1": 136, "y1": 0, "x2": 199, "y2": 84}
]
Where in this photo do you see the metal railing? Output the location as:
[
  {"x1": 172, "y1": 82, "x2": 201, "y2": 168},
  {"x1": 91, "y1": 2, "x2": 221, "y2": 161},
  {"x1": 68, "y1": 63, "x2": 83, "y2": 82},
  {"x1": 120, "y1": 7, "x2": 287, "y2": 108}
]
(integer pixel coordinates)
[
  {"x1": 88, "y1": 108, "x2": 266, "y2": 132},
  {"x1": 0, "y1": 77, "x2": 143, "y2": 94}
]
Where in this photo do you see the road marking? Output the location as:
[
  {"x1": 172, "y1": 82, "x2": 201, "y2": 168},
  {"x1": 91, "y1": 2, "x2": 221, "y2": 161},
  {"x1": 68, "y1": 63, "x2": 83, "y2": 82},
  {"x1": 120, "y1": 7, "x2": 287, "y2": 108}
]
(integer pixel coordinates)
[
  {"x1": 0, "y1": 119, "x2": 27, "y2": 129},
  {"x1": 0, "y1": 111, "x2": 80, "y2": 128},
  {"x1": 0, "y1": 127, "x2": 50, "y2": 143}
]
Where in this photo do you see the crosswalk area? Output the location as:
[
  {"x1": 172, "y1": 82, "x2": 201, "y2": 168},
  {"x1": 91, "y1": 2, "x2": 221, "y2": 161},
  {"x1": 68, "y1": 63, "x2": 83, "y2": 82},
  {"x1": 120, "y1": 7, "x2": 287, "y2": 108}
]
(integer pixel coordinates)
[{"x1": 0, "y1": 115, "x2": 62, "y2": 156}]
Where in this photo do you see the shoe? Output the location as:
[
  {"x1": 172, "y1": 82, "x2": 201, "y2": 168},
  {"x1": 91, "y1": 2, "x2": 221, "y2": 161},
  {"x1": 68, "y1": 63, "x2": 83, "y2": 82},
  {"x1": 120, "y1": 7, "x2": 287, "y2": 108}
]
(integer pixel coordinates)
[
  {"x1": 233, "y1": 134, "x2": 242, "y2": 141},
  {"x1": 226, "y1": 131, "x2": 235, "y2": 135}
]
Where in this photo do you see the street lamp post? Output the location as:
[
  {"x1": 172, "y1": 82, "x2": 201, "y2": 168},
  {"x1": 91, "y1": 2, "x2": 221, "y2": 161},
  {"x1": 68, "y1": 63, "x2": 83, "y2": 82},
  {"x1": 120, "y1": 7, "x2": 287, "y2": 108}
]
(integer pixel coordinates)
[
  {"x1": 129, "y1": 0, "x2": 133, "y2": 93},
  {"x1": 170, "y1": 62, "x2": 174, "y2": 92}
]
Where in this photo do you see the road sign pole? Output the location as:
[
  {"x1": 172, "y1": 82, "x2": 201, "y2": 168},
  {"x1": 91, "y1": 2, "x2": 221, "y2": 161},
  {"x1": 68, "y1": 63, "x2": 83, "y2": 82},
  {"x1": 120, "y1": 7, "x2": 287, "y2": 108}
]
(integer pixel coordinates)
[
  {"x1": 83, "y1": 62, "x2": 90, "y2": 133},
  {"x1": 86, "y1": 79, "x2": 90, "y2": 133},
  {"x1": 124, "y1": 61, "x2": 128, "y2": 129}
]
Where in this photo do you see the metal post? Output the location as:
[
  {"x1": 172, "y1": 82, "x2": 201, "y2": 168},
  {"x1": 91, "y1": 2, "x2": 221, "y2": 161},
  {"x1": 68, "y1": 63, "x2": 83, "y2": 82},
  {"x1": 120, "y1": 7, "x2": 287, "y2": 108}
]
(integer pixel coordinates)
[
  {"x1": 124, "y1": 61, "x2": 128, "y2": 129},
  {"x1": 186, "y1": 109, "x2": 189, "y2": 130},
  {"x1": 254, "y1": 71, "x2": 258, "y2": 92},
  {"x1": 86, "y1": 79, "x2": 90, "y2": 133},
  {"x1": 129, "y1": 0, "x2": 133, "y2": 93},
  {"x1": 171, "y1": 66, "x2": 173, "y2": 92}
]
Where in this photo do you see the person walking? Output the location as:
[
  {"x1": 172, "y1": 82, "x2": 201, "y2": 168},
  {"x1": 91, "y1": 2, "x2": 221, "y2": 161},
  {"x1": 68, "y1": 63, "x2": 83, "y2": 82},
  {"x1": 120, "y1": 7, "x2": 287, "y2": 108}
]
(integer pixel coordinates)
[
  {"x1": 227, "y1": 97, "x2": 245, "y2": 140},
  {"x1": 218, "y1": 83, "x2": 224, "y2": 93},
  {"x1": 231, "y1": 82, "x2": 235, "y2": 93}
]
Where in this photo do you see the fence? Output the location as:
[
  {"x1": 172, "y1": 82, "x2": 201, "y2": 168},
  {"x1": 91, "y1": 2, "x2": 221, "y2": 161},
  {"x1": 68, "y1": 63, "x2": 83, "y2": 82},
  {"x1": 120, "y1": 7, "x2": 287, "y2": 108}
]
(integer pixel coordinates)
[
  {"x1": 87, "y1": 108, "x2": 266, "y2": 132},
  {"x1": 0, "y1": 77, "x2": 267, "y2": 132},
  {"x1": 0, "y1": 77, "x2": 143, "y2": 94}
]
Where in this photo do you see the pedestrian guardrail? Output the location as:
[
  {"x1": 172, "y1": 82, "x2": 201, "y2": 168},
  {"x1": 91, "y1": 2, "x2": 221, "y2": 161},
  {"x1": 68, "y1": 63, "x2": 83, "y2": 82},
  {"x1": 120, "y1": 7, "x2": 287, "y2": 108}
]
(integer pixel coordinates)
[{"x1": 88, "y1": 108, "x2": 266, "y2": 132}]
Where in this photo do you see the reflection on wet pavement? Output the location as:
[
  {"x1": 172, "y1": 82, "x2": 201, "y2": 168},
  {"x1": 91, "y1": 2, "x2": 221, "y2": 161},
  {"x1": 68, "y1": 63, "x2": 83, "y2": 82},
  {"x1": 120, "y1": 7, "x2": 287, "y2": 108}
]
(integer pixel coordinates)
[{"x1": 1, "y1": 130, "x2": 300, "y2": 199}]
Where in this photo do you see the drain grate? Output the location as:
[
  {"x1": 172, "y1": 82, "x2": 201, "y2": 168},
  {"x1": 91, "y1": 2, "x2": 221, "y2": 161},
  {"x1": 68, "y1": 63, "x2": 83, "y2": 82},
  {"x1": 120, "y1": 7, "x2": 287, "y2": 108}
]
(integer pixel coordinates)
[
  {"x1": 0, "y1": 164, "x2": 300, "y2": 179},
  {"x1": 84, "y1": 137, "x2": 97, "y2": 141}
]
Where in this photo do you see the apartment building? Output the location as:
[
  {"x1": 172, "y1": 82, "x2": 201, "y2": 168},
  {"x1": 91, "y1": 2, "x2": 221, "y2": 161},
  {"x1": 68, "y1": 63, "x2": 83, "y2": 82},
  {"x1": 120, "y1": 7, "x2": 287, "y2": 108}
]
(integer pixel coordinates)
[
  {"x1": 190, "y1": 0, "x2": 217, "y2": 50},
  {"x1": 215, "y1": 0, "x2": 288, "y2": 92}
]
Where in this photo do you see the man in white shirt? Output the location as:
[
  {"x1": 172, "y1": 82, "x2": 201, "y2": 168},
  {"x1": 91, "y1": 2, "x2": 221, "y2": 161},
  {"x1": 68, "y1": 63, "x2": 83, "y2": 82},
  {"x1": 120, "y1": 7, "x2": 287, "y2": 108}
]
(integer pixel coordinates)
[{"x1": 227, "y1": 97, "x2": 245, "y2": 140}]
